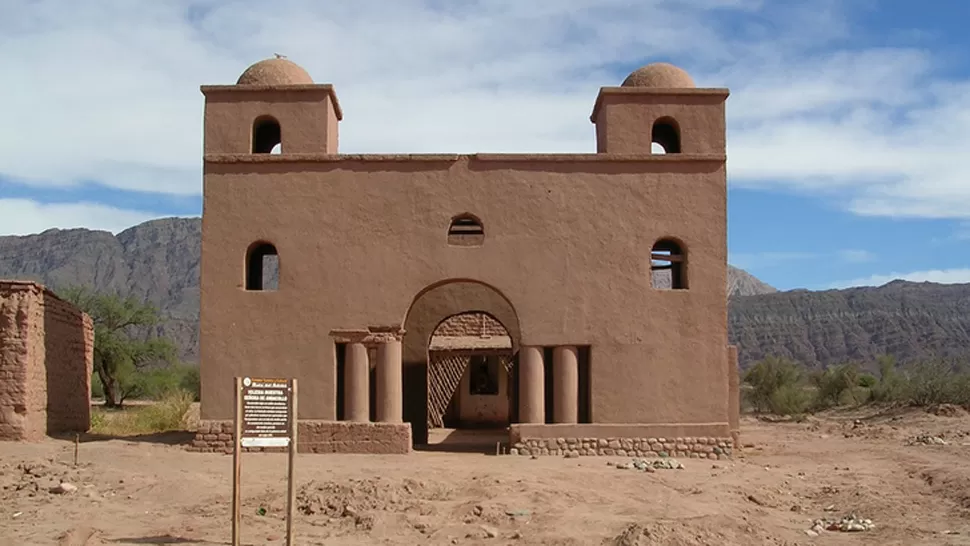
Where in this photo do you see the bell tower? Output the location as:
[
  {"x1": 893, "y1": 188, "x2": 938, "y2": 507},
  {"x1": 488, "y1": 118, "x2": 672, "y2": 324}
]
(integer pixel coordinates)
[
  {"x1": 200, "y1": 56, "x2": 343, "y2": 155},
  {"x1": 590, "y1": 62, "x2": 728, "y2": 155}
]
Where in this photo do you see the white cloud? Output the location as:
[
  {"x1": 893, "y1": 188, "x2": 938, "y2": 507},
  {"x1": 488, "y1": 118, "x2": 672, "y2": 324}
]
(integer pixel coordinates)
[
  {"x1": 0, "y1": 199, "x2": 162, "y2": 236},
  {"x1": 831, "y1": 268, "x2": 970, "y2": 288},
  {"x1": 0, "y1": 0, "x2": 968, "y2": 221},
  {"x1": 837, "y1": 249, "x2": 876, "y2": 263},
  {"x1": 730, "y1": 248, "x2": 875, "y2": 270}
]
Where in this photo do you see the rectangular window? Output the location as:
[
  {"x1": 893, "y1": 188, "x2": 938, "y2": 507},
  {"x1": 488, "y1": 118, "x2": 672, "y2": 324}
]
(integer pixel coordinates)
[{"x1": 469, "y1": 355, "x2": 500, "y2": 395}]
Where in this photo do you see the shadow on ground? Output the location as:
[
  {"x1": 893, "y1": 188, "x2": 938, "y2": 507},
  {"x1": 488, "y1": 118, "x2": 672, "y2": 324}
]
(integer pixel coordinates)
[
  {"x1": 417, "y1": 427, "x2": 507, "y2": 455},
  {"x1": 108, "y1": 536, "x2": 207, "y2": 544},
  {"x1": 50, "y1": 431, "x2": 195, "y2": 446}
]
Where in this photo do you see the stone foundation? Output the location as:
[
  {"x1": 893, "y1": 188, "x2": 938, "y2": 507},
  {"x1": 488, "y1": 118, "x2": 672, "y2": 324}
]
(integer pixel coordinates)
[
  {"x1": 509, "y1": 436, "x2": 734, "y2": 459},
  {"x1": 188, "y1": 420, "x2": 412, "y2": 454}
]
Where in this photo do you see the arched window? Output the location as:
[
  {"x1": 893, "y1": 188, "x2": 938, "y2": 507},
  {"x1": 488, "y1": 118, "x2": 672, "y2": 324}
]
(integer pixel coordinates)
[
  {"x1": 245, "y1": 242, "x2": 279, "y2": 291},
  {"x1": 651, "y1": 117, "x2": 681, "y2": 154},
  {"x1": 651, "y1": 238, "x2": 687, "y2": 289},
  {"x1": 447, "y1": 213, "x2": 484, "y2": 246},
  {"x1": 252, "y1": 116, "x2": 282, "y2": 154}
]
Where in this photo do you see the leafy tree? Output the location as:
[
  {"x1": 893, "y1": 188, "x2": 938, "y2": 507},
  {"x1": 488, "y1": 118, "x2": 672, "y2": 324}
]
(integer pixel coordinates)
[
  {"x1": 903, "y1": 359, "x2": 955, "y2": 406},
  {"x1": 857, "y1": 373, "x2": 878, "y2": 389},
  {"x1": 742, "y1": 356, "x2": 809, "y2": 414},
  {"x1": 811, "y1": 363, "x2": 862, "y2": 408},
  {"x1": 61, "y1": 286, "x2": 178, "y2": 408},
  {"x1": 869, "y1": 354, "x2": 905, "y2": 402}
]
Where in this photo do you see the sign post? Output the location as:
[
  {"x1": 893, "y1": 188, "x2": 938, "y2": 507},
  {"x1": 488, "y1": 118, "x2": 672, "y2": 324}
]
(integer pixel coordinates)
[{"x1": 232, "y1": 377, "x2": 298, "y2": 546}]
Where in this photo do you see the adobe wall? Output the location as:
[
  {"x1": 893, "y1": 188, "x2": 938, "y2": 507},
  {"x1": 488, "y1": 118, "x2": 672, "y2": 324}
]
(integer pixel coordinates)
[
  {"x1": 0, "y1": 281, "x2": 93, "y2": 441},
  {"x1": 199, "y1": 155, "x2": 729, "y2": 437},
  {"x1": 0, "y1": 283, "x2": 43, "y2": 440},
  {"x1": 433, "y1": 312, "x2": 507, "y2": 338},
  {"x1": 42, "y1": 287, "x2": 95, "y2": 434},
  {"x1": 457, "y1": 357, "x2": 511, "y2": 426},
  {"x1": 189, "y1": 420, "x2": 411, "y2": 454},
  {"x1": 728, "y1": 344, "x2": 740, "y2": 444}
]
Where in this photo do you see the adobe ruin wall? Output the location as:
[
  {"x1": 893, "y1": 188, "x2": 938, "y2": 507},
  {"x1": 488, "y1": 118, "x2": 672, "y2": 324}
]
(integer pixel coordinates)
[{"x1": 0, "y1": 281, "x2": 94, "y2": 441}]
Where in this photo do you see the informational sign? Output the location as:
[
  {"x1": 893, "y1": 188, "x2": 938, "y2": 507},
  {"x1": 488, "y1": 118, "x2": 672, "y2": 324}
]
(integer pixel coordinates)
[
  {"x1": 232, "y1": 376, "x2": 299, "y2": 546},
  {"x1": 240, "y1": 377, "x2": 292, "y2": 448}
]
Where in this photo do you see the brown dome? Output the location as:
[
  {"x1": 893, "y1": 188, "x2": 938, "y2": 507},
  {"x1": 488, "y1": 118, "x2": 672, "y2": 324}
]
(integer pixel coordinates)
[
  {"x1": 236, "y1": 58, "x2": 313, "y2": 86},
  {"x1": 621, "y1": 63, "x2": 695, "y2": 88}
]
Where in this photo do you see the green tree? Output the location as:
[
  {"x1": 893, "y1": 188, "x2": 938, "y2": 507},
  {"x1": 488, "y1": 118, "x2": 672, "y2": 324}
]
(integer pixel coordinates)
[
  {"x1": 869, "y1": 354, "x2": 905, "y2": 402},
  {"x1": 742, "y1": 356, "x2": 810, "y2": 414},
  {"x1": 61, "y1": 286, "x2": 178, "y2": 408},
  {"x1": 811, "y1": 363, "x2": 862, "y2": 408}
]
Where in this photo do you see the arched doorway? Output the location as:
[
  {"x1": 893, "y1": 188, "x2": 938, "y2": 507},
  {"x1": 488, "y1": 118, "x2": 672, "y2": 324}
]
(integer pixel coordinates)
[
  {"x1": 401, "y1": 280, "x2": 520, "y2": 445},
  {"x1": 427, "y1": 312, "x2": 514, "y2": 431}
]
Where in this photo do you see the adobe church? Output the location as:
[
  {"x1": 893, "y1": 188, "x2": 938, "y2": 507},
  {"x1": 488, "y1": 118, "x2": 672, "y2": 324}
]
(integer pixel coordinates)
[{"x1": 192, "y1": 57, "x2": 740, "y2": 456}]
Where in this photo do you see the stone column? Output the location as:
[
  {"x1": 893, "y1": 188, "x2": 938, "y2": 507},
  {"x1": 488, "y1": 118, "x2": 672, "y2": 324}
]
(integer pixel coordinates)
[
  {"x1": 344, "y1": 342, "x2": 370, "y2": 422},
  {"x1": 375, "y1": 339, "x2": 403, "y2": 423},
  {"x1": 552, "y1": 346, "x2": 578, "y2": 424},
  {"x1": 518, "y1": 346, "x2": 545, "y2": 424}
]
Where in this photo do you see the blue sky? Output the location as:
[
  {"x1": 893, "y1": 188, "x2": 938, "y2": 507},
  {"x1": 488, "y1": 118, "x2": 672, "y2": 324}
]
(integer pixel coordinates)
[{"x1": 1, "y1": 0, "x2": 969, "y2": 291}]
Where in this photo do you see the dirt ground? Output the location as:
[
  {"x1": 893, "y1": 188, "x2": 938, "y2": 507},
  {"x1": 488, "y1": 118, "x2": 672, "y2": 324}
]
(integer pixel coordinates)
[{"x1": 3, "y1": 406, "x2": 970, "y2": 546}]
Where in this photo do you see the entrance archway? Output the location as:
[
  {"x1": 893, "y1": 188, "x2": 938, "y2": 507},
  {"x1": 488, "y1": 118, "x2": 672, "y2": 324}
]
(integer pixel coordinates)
[
  {"x1": 427, "y1": 312, "x2": 514, "y2": 431},
  {"x1": 401, "y1": 280, "x2": 520, "y2": 445}
]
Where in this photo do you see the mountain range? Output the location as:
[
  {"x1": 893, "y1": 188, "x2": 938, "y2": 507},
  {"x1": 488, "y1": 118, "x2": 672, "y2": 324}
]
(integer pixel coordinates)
[{"x1": 2, "y1": 217, "x2": 968, "y2": 369}]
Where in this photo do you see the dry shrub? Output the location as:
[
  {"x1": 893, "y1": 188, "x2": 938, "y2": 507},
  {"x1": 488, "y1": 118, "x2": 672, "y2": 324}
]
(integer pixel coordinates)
[
  {"x1": 743, "y1": 356, "x2": 812, "y2": 415},
  {"x1": 811, "y1": 363, "x2": 863, "y2": 409},
  {"x1": 743, "y1": 354, "x2": 970, "y2": 415},
  {"x1": 90, "y1": 390, "x2": 194, "y2": 436}
]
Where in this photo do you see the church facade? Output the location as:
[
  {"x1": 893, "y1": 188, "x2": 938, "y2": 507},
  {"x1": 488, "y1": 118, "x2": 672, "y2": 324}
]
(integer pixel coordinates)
[{"x1": 192, "y1": 57, "x2": 739, "y2": 456}]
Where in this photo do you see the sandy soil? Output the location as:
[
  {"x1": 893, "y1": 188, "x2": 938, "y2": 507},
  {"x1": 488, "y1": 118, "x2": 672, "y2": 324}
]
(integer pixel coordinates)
[{"x1": 3, "y1": 406, "x2": 970, "y2": 546}]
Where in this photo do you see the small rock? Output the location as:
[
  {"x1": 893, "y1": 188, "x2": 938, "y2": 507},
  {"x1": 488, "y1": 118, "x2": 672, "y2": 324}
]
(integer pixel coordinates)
[
  {"x1": 50, "y1": 482, "x2": 77, "y2": 495},
  {"x1": 815, "y1": 514, "x2": 874, "y2": 533},
  {"x1": 805, "y1": 529, "x2": 819, "y2": 537},
  {"x1": 481, "y1": 525, "x2": 498, "y2": 538},
  {"x1": 906, "y1": 434, "x2": 949, "y2": 446}
]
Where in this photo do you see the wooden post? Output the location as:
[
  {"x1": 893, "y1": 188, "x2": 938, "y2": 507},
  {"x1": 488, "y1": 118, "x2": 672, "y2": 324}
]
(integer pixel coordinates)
[
  {"x1": 232, "y1": 377, "x2": 243, "y2": 546},
  {"x1": 286, "y1": 379, "x2": 299, "y2": 545}
]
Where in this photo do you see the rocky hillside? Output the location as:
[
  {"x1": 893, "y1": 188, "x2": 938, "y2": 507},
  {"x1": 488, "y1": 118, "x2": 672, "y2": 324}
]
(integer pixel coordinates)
[
  {"x1": 0, "y1": 218, "x2": 202, "y2": 360},
  {"x1": 729, "y1": 281, "x2": 970, "y2": 369},
  {"x1": 5, "y1": 217, "x2": 967, "y2": 370}
]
